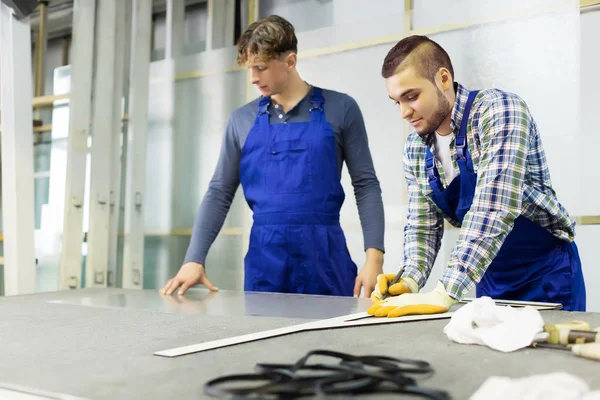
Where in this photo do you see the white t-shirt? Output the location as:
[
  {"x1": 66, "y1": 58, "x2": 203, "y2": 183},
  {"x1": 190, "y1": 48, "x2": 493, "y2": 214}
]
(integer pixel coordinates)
[{"x1": 434, "y1": 132, "x2": 456, "y2": 183}]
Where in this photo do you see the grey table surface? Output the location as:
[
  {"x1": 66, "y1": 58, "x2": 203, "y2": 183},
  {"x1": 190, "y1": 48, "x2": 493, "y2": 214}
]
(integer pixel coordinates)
[{"x1": 0, "y1": 288, "x2": 599, "y2": 399}]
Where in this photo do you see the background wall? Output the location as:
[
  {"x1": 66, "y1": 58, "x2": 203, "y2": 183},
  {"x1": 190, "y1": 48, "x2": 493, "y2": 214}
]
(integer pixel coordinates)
[
  {"x1": 574, "y1": 7, "x2": 600, "y2": 310},
  {"x1": 281, "y1": 1, "x2": 584, "y2": 301},
  {"x1": 3, "y1": 0, "x2": 598, "y2": 311}
]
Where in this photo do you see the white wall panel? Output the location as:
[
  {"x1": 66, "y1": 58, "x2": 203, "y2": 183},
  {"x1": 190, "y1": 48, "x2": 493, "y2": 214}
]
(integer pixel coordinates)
[
  {"x1": 332, "y1": 0, "x2": 404, "y2": 25},
  {"x1": 423, "y1": 2, "x2": 582, "y2": 294},
  {"x1": 574, "y1": 226, "x2": 600, "y2": 312},
  {"x1": 259, "y1": 0, "x2": 334, "y2": 33},
  {"x1": 0, "y1": 3, "x2": 37, "y2": 295},
  {"x1": 298, "y1": 1, "x2": 581, "y2": 296},
  {"x1": 412, "y1": 0, "x2": 572, "y2": 30},
  {"x1": 296, "y1": 44, "x2": 408, "y2": 279},
  {"x1": 258, "y1": 0, "x2": 405, "y2": 34},
  {"x1": 433, "y1": 14, "x2": 580, "y2": 213},
  {"x1": 260, "y1": 3, "x2": 406, "y2": 59},
  {"x1": 579, "y1": 10, "x2": 600, "y2": 216},
  {"x1": 577, "y1": 9, "x2": 600, "y2": 312}
]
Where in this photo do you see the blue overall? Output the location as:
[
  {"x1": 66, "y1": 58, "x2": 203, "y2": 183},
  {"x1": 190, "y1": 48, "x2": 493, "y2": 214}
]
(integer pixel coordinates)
[
  {"x1": 239, "y1": 88, "x2": 357, "y2": 296},
  {"x1": 426, "y1": 91, "x2": 586, "y2": 311}
]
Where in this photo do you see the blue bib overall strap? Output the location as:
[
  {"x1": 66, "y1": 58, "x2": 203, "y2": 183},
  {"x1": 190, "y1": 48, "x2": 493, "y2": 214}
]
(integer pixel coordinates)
[
  {"x1": 426, "y1": 91, "x2": 477, "y2": 191},
  {"x1": 257, "y1": 95, "x2": 271, "y2": 132},
  {"x1": 424, "y1": 89, "x2": 586, "y2": 311},
  {"x1": 239, "y1": 87, "x2": 357, "y2": 297},
  {"x1": 425, "y1": 91, "x2": 479, "y2": 222}
]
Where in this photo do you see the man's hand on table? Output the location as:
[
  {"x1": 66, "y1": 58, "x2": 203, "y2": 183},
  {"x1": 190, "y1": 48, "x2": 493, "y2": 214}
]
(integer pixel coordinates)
[
  {"x1": 354, "y1": 248, "x2": 384, "y2": 298},
  {"x1": 160, "y1": 262, "x2": 219, "y2": 296},
  {"x1": 368, "y1": 281, "x2": 457, "y2": 318}
]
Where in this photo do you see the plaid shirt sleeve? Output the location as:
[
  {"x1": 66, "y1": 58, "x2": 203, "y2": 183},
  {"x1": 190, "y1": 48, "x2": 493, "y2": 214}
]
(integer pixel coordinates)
[
  {"x1": 402, "y1": 140, "x2": 445, "y2": 288},
  {"x1": 440, "y1": 92, "x2": 530, "y2": 300}
]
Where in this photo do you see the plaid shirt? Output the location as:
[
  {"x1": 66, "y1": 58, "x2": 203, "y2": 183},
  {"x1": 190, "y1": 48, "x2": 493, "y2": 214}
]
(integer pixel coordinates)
[{"x1": 402, "y1": 82, "x2": 575, "y2": 300}]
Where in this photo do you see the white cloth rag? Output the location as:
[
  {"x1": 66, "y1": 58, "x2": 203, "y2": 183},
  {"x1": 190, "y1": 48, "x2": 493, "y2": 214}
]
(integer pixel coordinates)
[
  {"x1": 443, "y1": 296, "x2": 547, "y2": 352},
  {"x1": 470, "y1": 372, "x2": 600, "y2": 400}
]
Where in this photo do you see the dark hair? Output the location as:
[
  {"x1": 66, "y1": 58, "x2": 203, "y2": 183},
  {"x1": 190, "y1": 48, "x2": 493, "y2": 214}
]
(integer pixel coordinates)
[
  {"x1": 381, "y1": 35, "x2": 454, "y2": 82},
  {"x1": 236, "y1": 15, "x2": 298, "y2": 65}
]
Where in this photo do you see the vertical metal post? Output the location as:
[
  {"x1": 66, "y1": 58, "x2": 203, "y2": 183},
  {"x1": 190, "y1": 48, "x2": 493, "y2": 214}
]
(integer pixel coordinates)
[
  {"x1": 122, "y1": 0, "x2": 152, "y2": 289},
  {"x1": 122, "y1": 0, "x2": 133, "y2": 92},
  {"x1": 247, "y1": 0, "x2": 258, "y2": 27},
  {"x1": 165, "y1": 0, "x2": 185, "y2": 59},
  {"x1": 0, "y1": 3, "x2": 36, "y2": 295},
  {"x1": 400, "y1": 0, "x2": 413, "y2": 206},
  {"x1": 159, "y1": 0, "x2": 184, "y2": 279},
  {"x1": 86, "y1": 0, "x2": 118, "y2": 289},
  {"x1": 206, "y1": 0, "x2": 215, "y2": 51},
  {"x1": 150, "y1": 16, "x2": 155, "y2": 56},
  {"x1": 404, "y1": 0, "x2": 413, "y2": 33},
  {"x1": 59, "y1": 0, "x2": 97, "y2": 290},
  {"x1": 33, "y1": 1, "x2": 49, "y2": 109},
  {"x1": 206, "y1": 0, "x2": 236, "y2": 51},
  {"x1": 115, "y1": 0, "x2": 134, "y2": 288},
  {"x1": 61, "y1": 36, "x2": 71, "y2": 66},
  {"x1": 107, "y1": 0, "x2": 128, "y2": 287},
  {"x1": 241, "y1": 0, "x2": 259, "y2": 261},
  {"x1": 245, "y1": 0, "x2": 258, "y2": 104}
]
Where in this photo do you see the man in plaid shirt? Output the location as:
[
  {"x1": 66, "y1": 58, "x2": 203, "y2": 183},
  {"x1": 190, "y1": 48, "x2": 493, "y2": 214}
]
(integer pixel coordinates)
[{"x1": 369, "y1": 35, "x2": 586, "y2": 317}]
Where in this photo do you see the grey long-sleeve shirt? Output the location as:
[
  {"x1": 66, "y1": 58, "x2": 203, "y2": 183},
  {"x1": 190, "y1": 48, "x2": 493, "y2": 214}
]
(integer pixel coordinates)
[{"x1": 183, "y1": 85, "x2": 385, "y2": 265}]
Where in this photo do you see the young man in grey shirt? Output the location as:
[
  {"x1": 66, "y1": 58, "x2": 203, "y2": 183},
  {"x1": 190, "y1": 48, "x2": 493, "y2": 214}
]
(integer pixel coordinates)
[{"x1": 161, "y1": 15, "x2": 385, "y2": 298}]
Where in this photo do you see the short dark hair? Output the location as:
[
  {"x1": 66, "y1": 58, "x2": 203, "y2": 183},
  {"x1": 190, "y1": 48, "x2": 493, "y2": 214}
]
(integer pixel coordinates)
[
  {"x1": 381, "y1": 35, "x2": 454, "y2": 82},
  {"x1": 236, "y1": 15, "x2": 298, "y2": 65}
]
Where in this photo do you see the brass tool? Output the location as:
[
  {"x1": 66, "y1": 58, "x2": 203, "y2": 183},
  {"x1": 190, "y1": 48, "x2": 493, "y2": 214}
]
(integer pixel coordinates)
[{"x1": 544, "y1": 321, "x2": 600, "y2": 345}]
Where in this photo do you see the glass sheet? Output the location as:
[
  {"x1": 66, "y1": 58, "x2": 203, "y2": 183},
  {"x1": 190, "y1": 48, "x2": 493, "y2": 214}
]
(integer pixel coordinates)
[
  {"x1": 142, "y1": 234, "x2": 245, "y2": 291},
  {"x1": 145, "y1": 65, "x2": 247, "y2": 231},
  {"x1": 46, "y1": 286, "x2": 372, "y2": 319},
  {"x1": 144, "y1": 53, "x2": 247, "y2": 289}
]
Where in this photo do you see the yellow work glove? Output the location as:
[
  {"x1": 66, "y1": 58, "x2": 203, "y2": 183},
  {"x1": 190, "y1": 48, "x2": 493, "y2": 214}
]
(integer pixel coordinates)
[
  {"x1": 370, "y1": 274, "x2": 419, "y2": 303},
  {"x1": 368, "y1": 281, "x2": 457, "y2": 318}
]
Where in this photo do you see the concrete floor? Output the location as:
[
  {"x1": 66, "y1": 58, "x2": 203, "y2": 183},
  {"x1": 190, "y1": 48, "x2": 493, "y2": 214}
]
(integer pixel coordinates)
[{"x1": 1, "y1": 288, "x2": 599, "y2": 399}]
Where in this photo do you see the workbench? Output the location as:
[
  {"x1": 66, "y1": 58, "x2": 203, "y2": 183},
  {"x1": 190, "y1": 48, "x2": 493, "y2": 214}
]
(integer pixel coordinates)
[{"x1": 1, "y1": 288, "x2": 598, "y2": 399}]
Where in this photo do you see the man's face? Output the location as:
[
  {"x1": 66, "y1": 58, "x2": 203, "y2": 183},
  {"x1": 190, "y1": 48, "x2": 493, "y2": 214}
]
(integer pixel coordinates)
[
  {"x1": 247, "y1": 53, "x2": 293, "y2": 96},
  {"x1": 385, "y1": 66, "x2": 452, "y2": 136}
]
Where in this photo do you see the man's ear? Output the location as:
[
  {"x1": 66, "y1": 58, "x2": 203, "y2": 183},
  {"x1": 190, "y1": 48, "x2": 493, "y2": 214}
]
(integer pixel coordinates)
[
  {"x1": 285, "y1": 52, "x2": 297, "y2": 70},
  {"x1": 438, "y1": 68, "x2": 453, "y2": 91}
]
